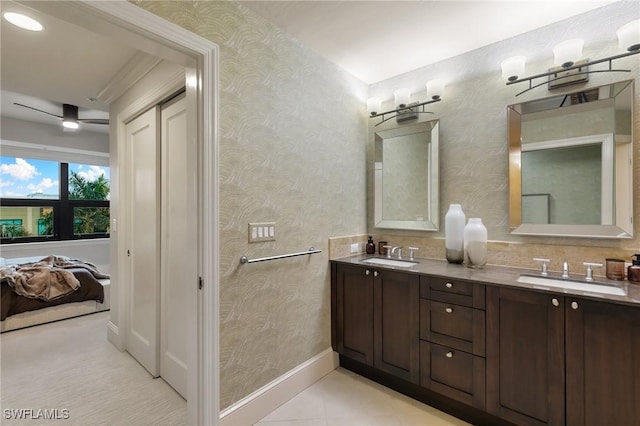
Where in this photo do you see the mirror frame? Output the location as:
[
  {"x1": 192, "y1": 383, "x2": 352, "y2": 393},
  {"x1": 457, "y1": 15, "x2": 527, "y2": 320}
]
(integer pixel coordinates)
[
  {"x1": 508, "y1": 80, "x2": 634, "y2": 239},
  {"x1": 374, "y1": 120, "x2": 439, "y2": 231}
]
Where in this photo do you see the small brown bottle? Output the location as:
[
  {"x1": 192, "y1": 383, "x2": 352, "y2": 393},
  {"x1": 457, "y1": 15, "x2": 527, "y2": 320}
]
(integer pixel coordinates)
[
  {"x1": 366, "y1": 236, "x2": 375, "y2": 255},
  {"x1": 628, "y1": 254, "x2": 640, "y2": 284}
]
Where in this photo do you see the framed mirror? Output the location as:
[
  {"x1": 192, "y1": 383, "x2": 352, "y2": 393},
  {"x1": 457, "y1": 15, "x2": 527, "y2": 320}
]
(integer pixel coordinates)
[
  {"x1": 374, "y1": 120, "x2": 439, "y2": 231},
  {"x1": 508, "y1": 80, "x2": 633, "y2": 238}
]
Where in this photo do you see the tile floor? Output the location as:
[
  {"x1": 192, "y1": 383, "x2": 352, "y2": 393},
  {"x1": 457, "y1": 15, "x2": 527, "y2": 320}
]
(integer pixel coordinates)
[{"x1": 254, "y1": 367, "x2": 470, "y2": 426}]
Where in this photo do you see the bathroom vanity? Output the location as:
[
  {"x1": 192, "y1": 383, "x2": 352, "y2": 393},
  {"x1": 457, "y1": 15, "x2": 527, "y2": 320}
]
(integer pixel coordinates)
[{"x1": 331, "y1": 256, "x2": 640, "y2": 426}]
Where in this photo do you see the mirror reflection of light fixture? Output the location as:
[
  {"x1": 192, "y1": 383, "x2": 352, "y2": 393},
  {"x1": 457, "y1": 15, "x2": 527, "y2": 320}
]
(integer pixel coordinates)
[
  {"x1": 502, "y1": 19, "x2": 640, "y2": 96},
  {"x1": 368, "y1": 82, "x2": 444, "y2": 126},
  {"x1": 62, "y1": 104, "x2": 80, "y2": 130}
]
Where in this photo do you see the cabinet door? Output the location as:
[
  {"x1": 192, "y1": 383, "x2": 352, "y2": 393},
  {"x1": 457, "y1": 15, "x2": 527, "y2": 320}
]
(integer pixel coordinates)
[
  {"x1": 335, "y1": 264, "x2": 374, "y2": 365},
  {"x1": 566, "y1": 298, "x2": 640, "y2": 426},
  {"x1": 373, "y1": 269, "x2": 419, "y2": 383},
  {"x1": 486, "y1": 287, "x2": 564, "y2": 426}
]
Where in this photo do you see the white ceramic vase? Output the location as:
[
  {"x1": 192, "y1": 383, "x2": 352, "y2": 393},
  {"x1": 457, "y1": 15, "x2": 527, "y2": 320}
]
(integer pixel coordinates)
[
  {"x1": 464, "y1": 218, "x2": 487, "y2": 269},
  {"x1": 445, "y1": 204, "x2": 465, "y2": 264}
]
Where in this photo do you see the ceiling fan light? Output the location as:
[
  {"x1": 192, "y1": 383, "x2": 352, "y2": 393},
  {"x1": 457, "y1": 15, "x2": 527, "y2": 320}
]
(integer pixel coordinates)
[
  {"x1": 3, "y1": 12, "x2": 43, "y2": 32},
  {"x1": 63, "y1": 120, "x2": 79, "y2": 129}
]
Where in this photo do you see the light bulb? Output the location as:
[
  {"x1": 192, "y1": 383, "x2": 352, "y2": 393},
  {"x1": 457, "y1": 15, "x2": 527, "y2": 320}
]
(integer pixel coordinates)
[
  {"x1": 426, "y1": 79, "x2": 445, "y2": 100},
  {"x1": 393, "y1": 88, "x2": 411, "y2": 108},
  {"x1": 617, "y1": 19, "x2": 640, "y2": 52},
  {"x1": 366, "y1": 97, "x2": 382, "y2": 116},
  {"x1": 553, "y1": 39, "x2": 584, "y2": 68},
  {"x1": 501, "y1": 56, "x2": 526, "y2": 82}
]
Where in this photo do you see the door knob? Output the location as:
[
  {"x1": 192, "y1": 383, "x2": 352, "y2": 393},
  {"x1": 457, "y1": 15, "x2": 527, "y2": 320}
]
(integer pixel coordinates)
[
  {"x1": 446, "y1": 351, "x2": 453, "y2": 358},
  {"x1": 445, "y1": 307, "x2": 453, "y2": 313},
  {"x1": 552, "y1": 298, "x2": 560, "y2": 307},
  {"x1": 445, "y1": 282, "x2": 453, "y2": 288},
  {"x1": 374, "y1": 271, "x2": 379, "y2": 277},
  {"x1": 571, "y1": 301, "x2": 579, "y2": 310},
  {"x1": 365, "y1": 270, "x2": 370, "y2": 276}
]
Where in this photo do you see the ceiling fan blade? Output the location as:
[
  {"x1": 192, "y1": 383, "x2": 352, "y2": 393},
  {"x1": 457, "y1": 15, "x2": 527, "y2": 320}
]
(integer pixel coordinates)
[
  {"x1": 13, "y1": 102, "x2": 63, "y2": 119},
  {"x1": 78, "y1": 118, "x2": 109, "y2": 125}
]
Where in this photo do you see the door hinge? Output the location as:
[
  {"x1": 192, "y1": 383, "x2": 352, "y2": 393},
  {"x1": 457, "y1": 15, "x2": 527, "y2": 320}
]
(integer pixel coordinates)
[
  {"x1": 198, "y1": 276, "x2": 203, "y2": 290},
  {"x1": 127, "y1": 249, "x2": 130, "y2": 257}
]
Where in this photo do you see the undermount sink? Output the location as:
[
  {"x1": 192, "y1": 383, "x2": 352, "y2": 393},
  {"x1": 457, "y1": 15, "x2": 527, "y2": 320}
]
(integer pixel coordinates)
[
  {"x1": 517, "y1": 274, "x2": 627, "y2": 296},
  {"x1": 361, "y1": 258, "x2": 418, "y2": 268}
]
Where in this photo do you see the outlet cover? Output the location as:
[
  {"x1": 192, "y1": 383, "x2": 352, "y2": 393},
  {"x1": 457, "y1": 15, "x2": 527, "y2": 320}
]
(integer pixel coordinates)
[{"x1": 249, "y1": 222, "x2": 276, "y2": 243}]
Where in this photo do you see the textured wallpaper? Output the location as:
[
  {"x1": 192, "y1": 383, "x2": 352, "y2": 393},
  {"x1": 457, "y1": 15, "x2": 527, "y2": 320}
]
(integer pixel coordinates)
[
  {"x1": 132, "y1": 1, "x2": 368, "y2": 409},
  {"x1": 367, "y1": 1, "x2": 640, "y2": 265}
]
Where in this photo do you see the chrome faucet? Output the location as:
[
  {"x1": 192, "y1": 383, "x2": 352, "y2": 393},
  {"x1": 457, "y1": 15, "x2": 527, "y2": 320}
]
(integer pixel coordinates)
[
  {"x1": 391, "y1": 246, "x2": 403, "y2": 260},
  {"x1": 562, "y1": 260, "x2": 569, "y2": 278}
]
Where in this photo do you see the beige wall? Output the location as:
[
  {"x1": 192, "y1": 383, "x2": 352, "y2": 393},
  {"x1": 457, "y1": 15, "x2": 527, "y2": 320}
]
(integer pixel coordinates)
[
  {"x1": 132, "y1": 1, "x2": 368, "y2": 409},
  {"x1": 368, "y1": 2, "x2": 639, "y2": 273}
]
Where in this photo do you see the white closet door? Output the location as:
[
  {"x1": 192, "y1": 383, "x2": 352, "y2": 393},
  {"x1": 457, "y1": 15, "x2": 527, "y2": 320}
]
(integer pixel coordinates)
[
  {"x1": 160, "y1": 94, "x2": 193, "y2": 398},
  {"x1": 125, "y1": 106, "x2": 160, "y2": 377}
]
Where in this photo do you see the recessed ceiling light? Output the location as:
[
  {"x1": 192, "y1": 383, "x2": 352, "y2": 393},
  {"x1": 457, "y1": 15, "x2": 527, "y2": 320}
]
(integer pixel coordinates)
[{"x1": 3, "y1": 12, "x2": 43, "y2": 32}]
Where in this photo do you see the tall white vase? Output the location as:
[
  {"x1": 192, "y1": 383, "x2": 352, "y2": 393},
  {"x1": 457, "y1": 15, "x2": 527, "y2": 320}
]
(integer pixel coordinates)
[
  {"x1": 464, "y1": 218, "x2": 487, "y2": 269},
  {"x1": 445, "y1": 204, "x2": 465, "y2": 264}
]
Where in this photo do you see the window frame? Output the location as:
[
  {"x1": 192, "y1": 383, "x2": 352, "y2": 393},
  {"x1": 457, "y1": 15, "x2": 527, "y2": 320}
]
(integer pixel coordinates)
[{"x1": 1, "y1": 162, "x2": 110, "y2": 244}]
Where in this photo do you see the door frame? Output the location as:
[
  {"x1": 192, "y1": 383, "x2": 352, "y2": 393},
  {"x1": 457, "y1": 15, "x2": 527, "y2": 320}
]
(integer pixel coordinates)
[{"x1": 23, "y1": 2, "x2": 220, "y2": 424}]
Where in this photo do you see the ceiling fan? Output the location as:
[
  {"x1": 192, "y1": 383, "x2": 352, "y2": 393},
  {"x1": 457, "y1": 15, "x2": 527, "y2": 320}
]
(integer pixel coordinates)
[{"x1": 13, "y1": 102, "x2": 109, "y2": 129}]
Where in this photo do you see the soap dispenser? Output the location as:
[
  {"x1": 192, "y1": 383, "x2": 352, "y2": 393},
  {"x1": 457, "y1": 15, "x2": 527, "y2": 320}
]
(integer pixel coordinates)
[
  {"x1": 366, "y1": 236, "x2": 375, "y2": 255},
  {"x1": 628, "y1": 254, "x2": 640, "y2": 284}
]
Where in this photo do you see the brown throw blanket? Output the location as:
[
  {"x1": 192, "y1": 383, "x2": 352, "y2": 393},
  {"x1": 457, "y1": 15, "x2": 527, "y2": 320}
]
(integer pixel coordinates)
[{"x1": 0, "y1": 256, "x2": 109, "y2": 302}]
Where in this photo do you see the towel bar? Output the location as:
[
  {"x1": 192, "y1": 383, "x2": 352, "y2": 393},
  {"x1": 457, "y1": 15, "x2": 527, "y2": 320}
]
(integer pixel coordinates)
[{"x1": 240, "y1": 247, "x2": 321, "y2": 264}]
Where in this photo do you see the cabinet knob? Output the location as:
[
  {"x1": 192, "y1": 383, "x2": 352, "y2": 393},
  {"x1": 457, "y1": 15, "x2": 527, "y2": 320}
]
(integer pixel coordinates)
[
  {"x1": 365, "y1": 270, "x2": 370, "y2": 276},
  {"x1": 445, "y1": 307, "x2": 453, "y2": 313},
  {"x1": 446, "y1": 351, "x2": 453, "y2": 358},
  {"x1": 571, "y1": 301, "x2": 579, "y2": 310},
  {"x1": 552, "y1": 298, "x2": 560, "y2": 307},
  {"x1": 374, "y1": 271, "x2": 379, "y2": 277},
  {"x1": 445, "y1": 282, "x2": 453, "y2": 288}
]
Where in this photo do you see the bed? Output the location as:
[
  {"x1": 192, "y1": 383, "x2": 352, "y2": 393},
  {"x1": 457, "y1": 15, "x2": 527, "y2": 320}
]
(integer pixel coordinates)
[{"x1": 0, "y1": 256, "x2": 110, "y2": 333}]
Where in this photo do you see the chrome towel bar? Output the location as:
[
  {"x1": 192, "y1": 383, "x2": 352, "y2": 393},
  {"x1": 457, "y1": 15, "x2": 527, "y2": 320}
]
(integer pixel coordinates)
[{"x1": 240, "y1": 247, "x2": 321, "y2": 264}]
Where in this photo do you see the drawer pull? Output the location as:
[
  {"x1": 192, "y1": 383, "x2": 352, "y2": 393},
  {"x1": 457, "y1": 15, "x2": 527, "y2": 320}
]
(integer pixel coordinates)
[
  {"x1": 365, "y1": 270, "x2": 370, "y2": 276},
  {"x1": 445, "y1": 282, "x2": 453, "y2": 288},
  {"x1": 445, "y1": 307, "x2": 453, "y2": 313},
  {"x1": 374, "y1": 271, "x2": 379, "y2": 277},
  {"x1": 552, "y1": 298, "x2": 560, "y2": 307},
  {"x1": 571, "y1": 301, "x2": 579, "y2": 310},
  {"x1": 446, "y1": 351, "x2": 454, "y2": 358}
]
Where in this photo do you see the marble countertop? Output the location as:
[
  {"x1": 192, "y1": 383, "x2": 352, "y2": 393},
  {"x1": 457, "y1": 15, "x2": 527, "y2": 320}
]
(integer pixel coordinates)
[{"x1": 331, "y1": 254, "x2": 640, "y2": 307}]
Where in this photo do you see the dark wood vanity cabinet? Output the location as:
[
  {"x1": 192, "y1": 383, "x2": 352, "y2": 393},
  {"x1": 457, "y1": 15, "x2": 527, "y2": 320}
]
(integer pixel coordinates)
[
  {"x1": 420, "y1": 277, "x2": 486, "y2": 409},
  {"x1": 487, "y1": 286, "x2": 640, "y2": 426},
  {"x1": 332, "y1": 263, "x2": 419, "y2": 382}
]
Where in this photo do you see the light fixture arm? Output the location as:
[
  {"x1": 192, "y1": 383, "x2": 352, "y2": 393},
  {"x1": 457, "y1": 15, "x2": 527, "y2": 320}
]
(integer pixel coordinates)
[
  {"x1": 507, "y1": 50, "x2": 639, "y2": 96},
  {"x1": 370, "y1": 98, "x2": 441, "y2": 126}
]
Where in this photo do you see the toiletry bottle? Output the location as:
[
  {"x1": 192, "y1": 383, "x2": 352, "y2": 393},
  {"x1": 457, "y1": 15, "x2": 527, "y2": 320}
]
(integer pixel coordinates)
[
  {"x1": 628, "y1": 254, "x2": 640, "y2": 283},
  {"x1": 366, "y1": 236, "x2": 375, "y2": 255}
]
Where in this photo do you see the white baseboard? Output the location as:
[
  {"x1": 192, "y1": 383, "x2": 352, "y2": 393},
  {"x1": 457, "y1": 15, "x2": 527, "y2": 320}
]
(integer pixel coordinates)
[
  {"x1": 219, "y1": 348, "x2": 339, "y2": 426},
  {"x1": 107, "y1": 320, "x2": 123, "y2": 350}
]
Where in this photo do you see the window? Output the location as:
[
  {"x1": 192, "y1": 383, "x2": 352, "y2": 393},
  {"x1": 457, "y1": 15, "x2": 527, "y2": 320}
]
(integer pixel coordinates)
[{"x1": 0, "y1": 156, "x2": 110, "y2": 243}]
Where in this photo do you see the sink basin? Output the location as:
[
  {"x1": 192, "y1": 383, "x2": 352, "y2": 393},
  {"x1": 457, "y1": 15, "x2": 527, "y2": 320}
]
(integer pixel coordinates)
[
  {"x1": 517, "y1": 275, "x2": 626, "y2": 296},
  {"x1": 361, "y1": 258, "x2": 418, "y2": 268}
]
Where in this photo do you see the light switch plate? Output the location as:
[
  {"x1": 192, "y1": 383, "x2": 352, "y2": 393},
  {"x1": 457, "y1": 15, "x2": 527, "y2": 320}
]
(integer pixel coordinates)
[{"x1": 249, "y1": 222, "x2": 276, "y2": 243}]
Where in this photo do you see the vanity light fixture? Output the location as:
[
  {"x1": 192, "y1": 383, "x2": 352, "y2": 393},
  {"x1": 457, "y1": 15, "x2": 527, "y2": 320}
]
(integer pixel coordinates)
[
  {"x1": 3, "y1": 12, "x2": 43, "y2": 32},
  {"x1": 502, "y1": 19, "x2": 640, "y2": 96},
  {"x1": 368, "y1": 81, "x2": 444, "y2": 126}
]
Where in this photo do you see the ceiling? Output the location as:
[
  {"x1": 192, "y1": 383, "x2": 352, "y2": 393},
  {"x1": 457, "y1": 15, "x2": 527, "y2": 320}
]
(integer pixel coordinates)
[
  {"x1": 0, "y1": 0, "x2": 618, "y2": 133},
  {"x1": 0, "y1": 0, "x2": 138, "y2": 133},
  {"x1": 240, "y1": 1, "x2": 616, "y2": 84}
]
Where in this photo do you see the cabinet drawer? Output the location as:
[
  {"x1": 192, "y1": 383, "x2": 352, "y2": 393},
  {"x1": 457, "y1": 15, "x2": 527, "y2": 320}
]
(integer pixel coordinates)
[
  {"x1": 420, "y1": 341, "x2": 485, "y2": 409},
  {"x1": 421, "y1": 276, "x2": 485, "y2": 309},
  {"x1": 420, "y1": 299, "x2": 485, "y2": 356}
]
